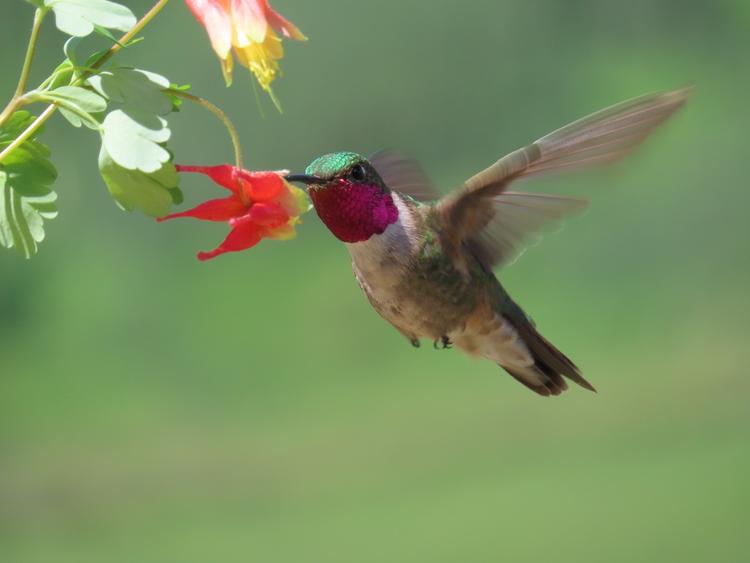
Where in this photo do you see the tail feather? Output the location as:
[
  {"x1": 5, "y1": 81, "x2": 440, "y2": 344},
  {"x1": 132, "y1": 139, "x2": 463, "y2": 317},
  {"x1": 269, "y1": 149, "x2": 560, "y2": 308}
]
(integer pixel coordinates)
[
  {"x1": 519, "y1": 322, "x2": 596, "y2": 393},
  {"x1": 501, "y1": 297, "x2": 596, "y2": 396},
  {"x1": 455, "y1": 281, "x2": 595, "y2": 396},
  {"x1": 503, "y1": 365, "x2": 568, "y2": 397}
]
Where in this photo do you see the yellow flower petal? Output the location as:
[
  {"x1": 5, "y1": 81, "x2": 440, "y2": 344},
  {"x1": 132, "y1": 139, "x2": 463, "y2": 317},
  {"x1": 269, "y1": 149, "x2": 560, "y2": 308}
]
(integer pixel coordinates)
[
  {"x1": 267, "y1": 222, "x2": 297, "y2": 241},
  {"x1": 234, "y1": 29, "x2": 283, "y2": 91},
  {"x1": 276, "y1": 182, "x2": 311, "y2": 217},
  {"x1": 221, "y1": 52, "x2": 234, "y2": 87},
  {"x1": 187, "y1": 0, "x2": 305, "y2": 102}
]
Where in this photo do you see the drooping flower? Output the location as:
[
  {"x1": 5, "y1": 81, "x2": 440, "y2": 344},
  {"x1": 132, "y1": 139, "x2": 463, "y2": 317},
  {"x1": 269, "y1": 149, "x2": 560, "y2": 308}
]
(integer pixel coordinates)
[
  {"x1": 184, "y1": 0, "x2": 306, "y2": 98},
  {"x1": 159, "y1": 164, "x2": 310, "y2": 261}
]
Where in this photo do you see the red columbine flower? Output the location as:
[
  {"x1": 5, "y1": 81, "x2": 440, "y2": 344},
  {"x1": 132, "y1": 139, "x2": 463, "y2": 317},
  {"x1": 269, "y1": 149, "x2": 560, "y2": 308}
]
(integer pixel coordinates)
[
  {"x1": 184, "y1": 0, "x2": 306, "y2": 96},
  {"x1": 159, "y1": 164, "x2": 310, "y2": 261}
]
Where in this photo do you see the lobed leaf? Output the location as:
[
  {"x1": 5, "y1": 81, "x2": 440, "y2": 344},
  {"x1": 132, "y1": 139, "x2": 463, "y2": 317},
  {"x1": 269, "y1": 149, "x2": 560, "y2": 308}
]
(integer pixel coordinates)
[
  {"x1": 40, "y1": 85, "x2": 107, "y2": 129},
  {"x1": 63, "y1": 36, "x2": 83, "y2": 67},
  {"x1": 44, "y1": 0, "x2": 136, "y2": 38},
  {"x1": 0, "y1": 112, "x2": 37, "y2": 143},
  {"x1": 98, "y1": 147, "x2": 179, "y2": 217},
  {"x1": 100, "y1": 109, "x2": 170, "y2": 173},
  {"x1": 90, "y1": 69, "x2": 176, "y2": 172},
  {"x1": 1, "y1": 143, "x2": 57, "y2": 197},
  {"x1": 46, "y1": 60, "x2": 76, "y2": 90},
  {"x1": 81, "y1": 67, "x2": 182, "y2": 214},
  {"x1": 0, "y1": 114, "x2": 59, "y2": 258},
  {"x1": 88, "y1": 69, "x2": 173, "y2": 116}
]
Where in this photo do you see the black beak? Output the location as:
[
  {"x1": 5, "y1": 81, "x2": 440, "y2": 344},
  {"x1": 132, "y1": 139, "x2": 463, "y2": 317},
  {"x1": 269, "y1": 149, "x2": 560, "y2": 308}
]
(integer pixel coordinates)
[{"x1": 285, "y1": 174, "x2": 323, "y2": 185}]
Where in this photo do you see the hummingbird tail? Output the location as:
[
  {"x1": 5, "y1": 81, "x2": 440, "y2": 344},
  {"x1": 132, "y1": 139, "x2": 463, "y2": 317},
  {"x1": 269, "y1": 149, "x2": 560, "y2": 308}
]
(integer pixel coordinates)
[
  {"x1": 507, "y1": 317, "x2": 596, "y2": 396},
  {"x1": 454, "y1": 305, "x2": 595, "y2": 396},
  {"x1": 488, "y1": 291, "x2": 596, "y2": 396}
]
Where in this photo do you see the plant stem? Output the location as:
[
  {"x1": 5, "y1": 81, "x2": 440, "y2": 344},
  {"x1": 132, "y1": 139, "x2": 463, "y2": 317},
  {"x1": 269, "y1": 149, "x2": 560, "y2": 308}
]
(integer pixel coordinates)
[
  {"x1": 167, "y1": 90, "x2": 244, "y2": 169},
  {"x1": 0, "y1": 8, "x2": 46, "y2": 126},
  {"x1": 0, "y1": 0, "x2": 170, "y2": 164},
  {"x1": 0, "y1": 105, "x2": 56, "y2": 162},
  {"x1": 15, "y1": 8, "x2": 45, "y2": 97},
  {"x1": 87, "y1": 0, "x2": 170, "y2": 74}
]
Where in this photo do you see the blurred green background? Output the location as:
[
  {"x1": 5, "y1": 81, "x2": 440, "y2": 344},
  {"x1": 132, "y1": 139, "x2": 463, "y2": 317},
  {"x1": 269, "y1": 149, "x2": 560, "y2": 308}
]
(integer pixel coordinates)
[{"x1": 2, "y1": 1, "x2": 749, "y2": 562}]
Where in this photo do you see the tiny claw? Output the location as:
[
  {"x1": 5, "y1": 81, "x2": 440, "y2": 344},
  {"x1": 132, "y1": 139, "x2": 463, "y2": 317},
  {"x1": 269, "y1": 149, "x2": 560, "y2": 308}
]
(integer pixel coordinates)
[
  {"x1": 410, "y1": 338, "x2": 421, "y2": 348},
  {"x1": 433, "y1": 336, "x2": 452, "y2": 349}
]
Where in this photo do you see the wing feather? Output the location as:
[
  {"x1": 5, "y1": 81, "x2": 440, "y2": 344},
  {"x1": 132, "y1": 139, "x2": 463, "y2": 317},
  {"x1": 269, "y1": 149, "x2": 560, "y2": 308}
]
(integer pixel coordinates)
[
  {"x1": 438, "y1": 87, "x2": 691, "y2": 267},
  {"x1": 370, "y1": 150, "x2": 439, "y2": 201},
  {"x1": 467, "y1": 192, "x2": 588, "y2": 268}
]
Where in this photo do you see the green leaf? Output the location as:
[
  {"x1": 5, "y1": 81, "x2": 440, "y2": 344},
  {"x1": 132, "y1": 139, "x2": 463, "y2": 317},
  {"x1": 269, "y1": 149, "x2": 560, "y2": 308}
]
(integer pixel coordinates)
[
  {"x1": 89, "y1": 69, "x2": 177, "y2": 174},
  {"x1": 58, "y1": 107, "x2": 86, "y2": 128},
  {"x1": 63, "y1": 36, "x2": 83, "y2": 67},
  {"x1": 0, "y1": 173, "x2": 58, "y2": 258},
  {"x1": 0, "y1": 112, "x2": 36, "y2": 143},
  {"x1": 98, "y1": 146, "x2": 178, "y2": 217},
  {"x1": 88, "y1": 69, "x2": 173, "y2": 116},
  {"x1": 101, "y1": 109, "x2": 170, "y2": 173},
  {"x1": 167, "y1": 82, "x2": 191, "y2": 111},
  {"x1": 37, "y1": 85, "x2": 107, "y2": 129},
  {"x1": 92, "y1": 23, "x2": 124, "y2": 46},
  {"x1": 168, "y1": 186, "x2": 184, "y2": 205},
  {"x1": 44, "y1": 85, "x2": 107, "y2": 112},
  {"x1": 47, "y1": 60, "x2": 76, "y2": 89},
  {"x1": 0, "y1": 115, "x2": 59, "y2": 258},
  {"x1": 44, "y1": 0, "x2": 136, "y2": 38},
  {"x1": 1, "y1": 143, "x2": 57, "y2": 197}
]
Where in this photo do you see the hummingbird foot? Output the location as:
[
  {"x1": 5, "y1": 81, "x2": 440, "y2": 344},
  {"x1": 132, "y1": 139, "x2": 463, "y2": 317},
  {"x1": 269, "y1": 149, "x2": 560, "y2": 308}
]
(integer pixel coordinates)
[
  {"x1": 434, "y1": 335, "x2": 452, "y2": 350},
  {"x1": 410, "y1": 338, "x2": 421, "y2": 348}
]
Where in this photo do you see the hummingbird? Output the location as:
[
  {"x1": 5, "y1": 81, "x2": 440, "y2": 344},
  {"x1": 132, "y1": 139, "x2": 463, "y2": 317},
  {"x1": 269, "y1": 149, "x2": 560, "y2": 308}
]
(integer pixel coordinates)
[{"x1": 286, "y1": 88, "x2": 689, "y2": 396}]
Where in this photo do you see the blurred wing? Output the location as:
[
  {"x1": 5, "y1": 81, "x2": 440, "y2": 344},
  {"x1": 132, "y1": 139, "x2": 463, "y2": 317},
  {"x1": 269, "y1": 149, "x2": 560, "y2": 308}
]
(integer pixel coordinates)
[
  {"x1": 438, "y1": 87, "x2": 690, "y2": 267},
  {"x1": 468, "y1": 192, "x2": 588, "y2": 268},
  {"x1": 370, "y1": 150, "x2": 439, "y2": 201}
]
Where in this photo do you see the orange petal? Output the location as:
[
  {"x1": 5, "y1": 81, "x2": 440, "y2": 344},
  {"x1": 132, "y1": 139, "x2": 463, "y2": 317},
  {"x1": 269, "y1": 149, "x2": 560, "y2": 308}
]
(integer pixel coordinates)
[{"x1": 236, "y1": 170, "x2": 284, "y2": 202}]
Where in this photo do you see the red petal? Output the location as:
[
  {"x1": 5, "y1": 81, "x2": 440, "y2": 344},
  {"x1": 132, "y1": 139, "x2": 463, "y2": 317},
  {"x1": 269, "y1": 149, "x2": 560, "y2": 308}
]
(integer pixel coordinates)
[
  {"x1": 197, "y1": 222, "x2": 263, "y2": 261},
  {"x1": 246, "y1": 202, "x2": 288, "y2": 228},
  {"x1": 232, "y1": 0, "x2": 268, "y2": 43},
  {"x1": 261, "y1": 0, "x2": 307, "y2": 40},
  {"x1": 235, "y1": 170, "x2": 284, "y2": 202},
  {"x1": 184, "y1": 0, "x2": 233, "y2": 58},
  {"x1": 157, "y1": 196, "x2": 246, "y2": 223},
  {"x1": 176, "y1": 164, "x2": 242, "y2": 195}
]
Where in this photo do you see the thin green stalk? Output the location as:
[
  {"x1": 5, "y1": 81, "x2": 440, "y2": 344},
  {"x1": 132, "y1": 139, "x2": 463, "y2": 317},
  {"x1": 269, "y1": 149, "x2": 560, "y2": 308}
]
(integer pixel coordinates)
[
  {"x1": 167, "y1": 89, "x2": 244, "y2": 170},
  {"x1": 0, "y1": 8, "x2": 47, "y2": 126},
  {"x1": 87, "y1": 0, "x2": 169, "y2": 73},
  {"x1": 0, "y1": 0, "x2": 170, "y2": 164},
  {"x1": 0, "y1": 105, "x2": 56, "y2": 161},
  {"x1": 14, "y1": 8, "x2": 46, "y2": 97},
  {"x1": 0, "y1": 97, "x2": 27, "y2": 131}
]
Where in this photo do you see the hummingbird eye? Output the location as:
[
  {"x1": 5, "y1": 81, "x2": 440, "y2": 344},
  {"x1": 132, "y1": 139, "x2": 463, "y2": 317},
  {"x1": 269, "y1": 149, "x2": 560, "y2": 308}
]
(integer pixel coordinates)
[{"x1": 350, "y1": 164, "x2": 367, "y2": 182}]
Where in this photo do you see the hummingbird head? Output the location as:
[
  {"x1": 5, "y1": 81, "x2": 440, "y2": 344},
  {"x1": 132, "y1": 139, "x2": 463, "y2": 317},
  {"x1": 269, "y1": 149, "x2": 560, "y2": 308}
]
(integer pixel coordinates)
[{"x1": 286, "y1": 151, "x2": 399, "y2": 243}]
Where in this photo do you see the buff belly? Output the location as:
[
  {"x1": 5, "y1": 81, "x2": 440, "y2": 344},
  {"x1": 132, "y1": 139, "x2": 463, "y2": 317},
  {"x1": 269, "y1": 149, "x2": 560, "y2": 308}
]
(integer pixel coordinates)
[
  {"x1": 346, "y1": 195, "x2": 533, "y2": 370},
  {"x1": 347, "y1": 196, "x2": 478, "y2": 340}
]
